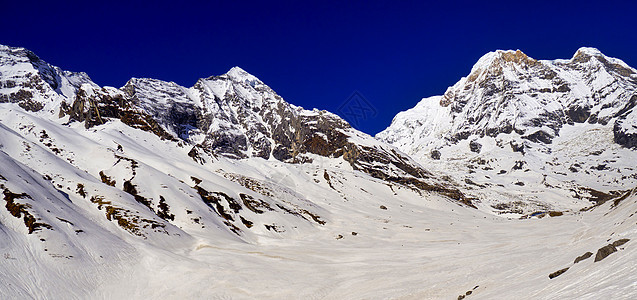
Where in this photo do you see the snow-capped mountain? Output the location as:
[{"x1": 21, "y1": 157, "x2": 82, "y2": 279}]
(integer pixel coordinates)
[
  {"x1": 378, "y1": 47, "x2": 637, "y2": 215},
  {"x1": 1, "y1": 43, "x2": 476, "y2": 243},
  {"x1": 379, "y1": 47, "x2": 637, "y2": 148},
  {"x1": 2, "y1": 44, "x2": 637, "y2": 298}
]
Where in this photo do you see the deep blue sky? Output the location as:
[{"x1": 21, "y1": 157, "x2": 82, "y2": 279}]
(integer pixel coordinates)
[{"x1": 2, "y1": 1, "x2": 636, "y2": 134}]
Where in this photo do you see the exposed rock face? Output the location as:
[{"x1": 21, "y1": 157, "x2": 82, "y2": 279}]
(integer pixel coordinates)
[
  {"x1": 548, "y1": 267, "x2": 569, "y2": 279},
  {"x1": 116, "y1": 72, "x2": 470, "y2": 204},
  {"x1": 593, "y1": 239, "x2": 630, "y2": 262},
  {"x1": 63, "y1": 84, "x2": 175, "y2": 140},
  {"x1": 430, "y1": 149, "x2": 441, "y2": 160},
  {"x1": 110, "y1": 68, "x2": 359, "y2": 163},
  {"x1": 595, "y1": 244, "x2": 617, "y2": 262},
  {"x1": 613, "y1": 95, "x2": 637, "y2": 149},
  {"x1": 574, "y1": 251, "x2": 593, "y2": 264},
  {"x1": 469, "y1": 140, "x2": 482, "y2": 153}
]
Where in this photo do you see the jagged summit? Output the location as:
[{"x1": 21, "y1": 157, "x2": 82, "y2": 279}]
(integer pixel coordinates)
[
  {"x1": 469, "y1": 47, "x2": 633, "y2": 76},
  {"x1": 224, "y1": 66, "x2": 260, "y2": 81},
  {"x1": 197, "y1": 66, "x2": 265, "y2": 90}
]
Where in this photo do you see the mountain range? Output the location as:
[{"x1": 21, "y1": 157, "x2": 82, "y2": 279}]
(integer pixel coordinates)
[{"x1": 1, "y1": 44, "x2": 636, "y2": 299}]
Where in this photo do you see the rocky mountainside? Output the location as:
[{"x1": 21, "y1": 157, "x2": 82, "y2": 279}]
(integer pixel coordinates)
[
  {"x1": 2, "y1": 44, "x2": 637, "y2": 298},
  {"x1": 378, "y1": 47, "x2": 637, "y2": 215},
  {"x1": 0, "y1": 43, "x2": 474, "y2": 265},
  {"x1": 1, "y1": 44, "x2": 469, "y2": 206}
]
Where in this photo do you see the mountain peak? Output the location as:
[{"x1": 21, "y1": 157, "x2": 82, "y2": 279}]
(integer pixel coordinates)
[
  {"x1": 382, "y1": 45, "x2": 637, "y2": 156},
  {"x1": 227, "y1": 66, "x2": 247, "y2": 74},
  {"x1": 470, "y1": 49, "x2": 537, "y2": 74},
  {"x1": 224, "y1": 66, "x2": 261, "y2": 84},
  {"x1": 574, "y1": 47, "x2": 605, "y2": 58}
]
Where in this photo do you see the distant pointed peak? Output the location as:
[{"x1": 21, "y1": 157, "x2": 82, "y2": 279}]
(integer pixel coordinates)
[
  {"x1": 215, "y1": 66, "x2": 264, "y2": 88},
  {"x1": 227, "y1": 66, "x2": 247, "y2": 74},
  {"x1": 224, "y1": 66, "x2": 259, "y2": 81}
]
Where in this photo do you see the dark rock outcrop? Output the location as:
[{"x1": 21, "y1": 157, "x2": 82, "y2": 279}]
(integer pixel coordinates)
[
  {"x1": 594, "y1": 244, "x2": 617, "y2": 262},
  {"x1": 430, "y1": 149, "x2": 441, "y2": 160},
  {"x1": 548, "y1": 267, "x2": 569, "y2": 279},
  {"x1": 469, "y1": 140, "x2": 482, "y2": 153},
  {"x1": 574, "y1": 251, "x2": 593, "y2": 264}
]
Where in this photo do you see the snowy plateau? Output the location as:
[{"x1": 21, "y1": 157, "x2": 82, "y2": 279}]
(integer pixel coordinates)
[{"x1": 0, "y1": 44, "x2": 636, "y2": 299}]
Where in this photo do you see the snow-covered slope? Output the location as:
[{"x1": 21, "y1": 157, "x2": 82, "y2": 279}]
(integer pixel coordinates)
[
  {"x1": 378, "y1": 48, "x2": 637, "y2": 215},
  {"x1": 1, "y1": 44, "x2": 637, "y2": 298}
]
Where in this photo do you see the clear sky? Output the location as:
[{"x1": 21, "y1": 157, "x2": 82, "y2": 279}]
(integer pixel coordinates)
[{"x1": 2, "y1": 0, "x2": 636, "y2": 134}]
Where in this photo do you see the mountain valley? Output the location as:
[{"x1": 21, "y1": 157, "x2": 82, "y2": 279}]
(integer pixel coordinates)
[{"x1": 0, "y1": 44, "x2": 636, "y2": 299}]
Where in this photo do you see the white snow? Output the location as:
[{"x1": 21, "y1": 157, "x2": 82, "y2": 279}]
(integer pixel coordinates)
[{"x1": 0, "y1": 44, "x2": 636, "y2": 299}]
